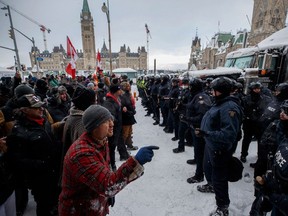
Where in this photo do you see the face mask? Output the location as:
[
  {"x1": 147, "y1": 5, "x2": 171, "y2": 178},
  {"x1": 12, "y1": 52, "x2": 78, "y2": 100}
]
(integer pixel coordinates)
[{"x1": 182, "y1": 85, "x2": 188, "y2": 89}]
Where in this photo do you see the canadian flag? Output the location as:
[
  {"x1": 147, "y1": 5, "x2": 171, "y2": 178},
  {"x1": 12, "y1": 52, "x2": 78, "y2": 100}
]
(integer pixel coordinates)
[
  {"x1": 96, "y1": 50, "x2": 101, "y2": 73},
  {"x1": 66, "y1": 36, "x2": 78, "y2": 79}
]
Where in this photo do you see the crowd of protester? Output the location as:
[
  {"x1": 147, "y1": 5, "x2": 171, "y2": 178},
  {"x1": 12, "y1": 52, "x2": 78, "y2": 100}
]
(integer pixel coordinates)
[{"x1": 0, "y1": 72, "x2": 147, "y2": 216}]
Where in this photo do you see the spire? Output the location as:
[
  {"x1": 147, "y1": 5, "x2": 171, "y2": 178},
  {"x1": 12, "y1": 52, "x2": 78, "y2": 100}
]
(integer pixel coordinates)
[
  {"x1": 82, "y1": 0, "x2": 90, "y2": 13},
  {"x1": 101, "y1": 40, "x2": 108, "y2": 53}
]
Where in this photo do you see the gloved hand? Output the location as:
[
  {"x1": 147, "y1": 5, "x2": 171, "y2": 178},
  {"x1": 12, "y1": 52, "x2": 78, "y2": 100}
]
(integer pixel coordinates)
[
  {"x1": 135, "y1": 145, "x2": 159, "y2": 165},
  {"x1": 262, "y1": 171, "x2": 279, "y2": 195},
  {"x1": 108, "y1": 196, "x2": 115, "y2": 207},
  {"x1": 194, "y1": 128, "x2": 206, "y2": 137},
  {"x1": 255, "y1": 171, "x2": 279, "y2": 195}
]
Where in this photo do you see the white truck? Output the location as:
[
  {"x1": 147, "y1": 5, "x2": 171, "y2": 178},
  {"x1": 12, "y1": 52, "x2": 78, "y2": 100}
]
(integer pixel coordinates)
[{"x1": 181, "y1": 26, "x2": 288, "y2": 93}]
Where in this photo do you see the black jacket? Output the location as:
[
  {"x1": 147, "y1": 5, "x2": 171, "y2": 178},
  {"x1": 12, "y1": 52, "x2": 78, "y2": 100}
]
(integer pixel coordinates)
[
  {"x1": 120, "y1": 91, "x2": 136, "y2": 126},
  {"x1": 6, "y1": 116, "x2": 61, "y2": 188}
]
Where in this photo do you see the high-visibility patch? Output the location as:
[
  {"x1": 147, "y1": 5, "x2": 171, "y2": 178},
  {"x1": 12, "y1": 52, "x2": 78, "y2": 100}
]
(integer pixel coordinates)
[{"x1": 229, "y1": 111, "x2": 236, "y2": 117}]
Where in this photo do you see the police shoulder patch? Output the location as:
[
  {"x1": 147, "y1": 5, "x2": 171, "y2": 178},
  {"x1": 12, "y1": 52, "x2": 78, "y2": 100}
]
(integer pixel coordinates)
[{"x1": 229, "y1": 111, "x2": 236, "y2": 117}]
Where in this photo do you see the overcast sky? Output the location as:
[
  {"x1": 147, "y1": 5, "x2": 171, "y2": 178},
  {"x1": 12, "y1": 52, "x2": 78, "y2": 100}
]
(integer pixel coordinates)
[{"x1": 0, "y1": 0, "x2": 253, "y2": 70}]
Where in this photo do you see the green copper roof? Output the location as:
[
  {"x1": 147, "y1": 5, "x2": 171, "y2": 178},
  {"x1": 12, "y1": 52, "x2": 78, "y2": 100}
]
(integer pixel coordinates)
[
  {"x1": 82, "y1": 0, "x2": 90, "y2": 13},
  {"x1": 217, "y1": 33, "x2": 233, "y2": 43}
]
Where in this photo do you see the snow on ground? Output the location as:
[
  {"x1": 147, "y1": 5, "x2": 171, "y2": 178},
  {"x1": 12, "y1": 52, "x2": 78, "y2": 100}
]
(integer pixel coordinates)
[{"x1": 24, "y1": 86, "x2": 263, "y2": 216}]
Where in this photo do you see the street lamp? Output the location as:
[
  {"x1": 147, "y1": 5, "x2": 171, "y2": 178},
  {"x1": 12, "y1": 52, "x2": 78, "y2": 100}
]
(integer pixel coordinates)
[
  {"x1": 102, "y1": 1, "x2": 113, "y2": 74},
  {"x1": 2, "y1": 5, "x2": 21, "y2": 76}
]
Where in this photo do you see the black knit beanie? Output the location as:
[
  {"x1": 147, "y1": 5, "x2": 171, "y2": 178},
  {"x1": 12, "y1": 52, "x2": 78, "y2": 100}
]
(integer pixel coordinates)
[
  {"x1": 72, "y1": 86, "x2": 96, "y2": 111},
  {"x1": 14, "y1": 84, "x2": 34, "y2": 99},
  {"x1": 82, "y1": 105, "x2": 113, "y2": 132}
]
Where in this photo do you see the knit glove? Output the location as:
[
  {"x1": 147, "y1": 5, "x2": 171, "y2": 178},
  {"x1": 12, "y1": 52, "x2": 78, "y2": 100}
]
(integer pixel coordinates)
[{"x1": 135, "y1": 145, "x2": 159, "y2": 165}]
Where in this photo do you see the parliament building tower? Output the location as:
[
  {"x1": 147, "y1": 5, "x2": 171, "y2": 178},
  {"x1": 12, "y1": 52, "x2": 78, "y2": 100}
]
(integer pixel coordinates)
[{"x1": 81, "y1": 0, "x2": 96, "y2": 70}]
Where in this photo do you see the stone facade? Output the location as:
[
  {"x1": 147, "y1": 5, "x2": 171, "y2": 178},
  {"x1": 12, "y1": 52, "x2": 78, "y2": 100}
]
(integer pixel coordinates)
[
  {"x1": 249, "y1": 0, "x2": 288, "y2": 46},
  {"x1": 29, "y1": 0, "x2": 147, "y2": 73},
  {"x1": 81, "y1": 0, "x2": 96, "y2": 70}
]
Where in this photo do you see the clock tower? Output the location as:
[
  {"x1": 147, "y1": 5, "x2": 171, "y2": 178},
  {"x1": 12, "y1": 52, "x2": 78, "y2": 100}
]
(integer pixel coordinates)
[{"x1": 81, "y1": 0, "x2": 96, "y2": 71}]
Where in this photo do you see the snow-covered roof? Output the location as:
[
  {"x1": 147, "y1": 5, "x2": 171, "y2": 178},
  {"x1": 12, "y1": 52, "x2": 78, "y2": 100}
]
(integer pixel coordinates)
[
  {"x1": 181, "y1": 67, "x2": 242, "y2": 78},
  {"x1": 226, "y1": 47, "x2": 258, "y2": 59},
  {"x1": 257, "y1": 27, "x2": 288, "y2": 50},
  {"x1": 112, "y1": 68, "x2": 137, "y2": 73}
]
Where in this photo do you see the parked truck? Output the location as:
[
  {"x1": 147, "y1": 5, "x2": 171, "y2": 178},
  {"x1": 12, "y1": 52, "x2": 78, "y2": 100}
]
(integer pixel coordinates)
[{"x1": 181, "y1": 27, "x2": 288, "y2": 94}]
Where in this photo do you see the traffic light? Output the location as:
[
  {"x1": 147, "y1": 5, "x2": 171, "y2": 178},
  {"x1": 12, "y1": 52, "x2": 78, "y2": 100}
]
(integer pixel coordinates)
[{"x1": 8, "y1": 28, "x2": 14, "y2": 39}]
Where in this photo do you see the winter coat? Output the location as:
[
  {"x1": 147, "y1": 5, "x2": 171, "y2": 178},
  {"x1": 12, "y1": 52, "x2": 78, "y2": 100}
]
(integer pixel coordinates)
[
  {"x1": 259, "y1": 97, "x2": 283, "y2": 133},
  {"x1": 243, "y1": 92, "x2": 270, "y2": 122},
  {"x1": 103, "y1": 93, "x2": 122, "y2": 136},
  {"x1": 6, "y1": 116, "x2": 61, "y2": 188},
  {"x1": 96, "y1": 88, "x2": 107, "y2": 105},
  {"x1": 0, "y1": 152, "x2": 14, "y2": 205},
  {"x1": 47, "y1": 94, "x2": 71, "y2": 122},
  {"x1": 200, "y1": 95, "x2": 242, "y2": 152},
  {"x1": 62, "y1": 107, "x2": 85, "y2": 158},
  {"x1": 120, "y1": 91, "x2": 136, "y2": 126},
  {"x1": 167, "y1": 85, "x2": 180, "y2": 109},
  {"x1": 175, "y1": 87, "x2": 191, "y2": 115},
  {"x1": 58, "y1": 132, "x2": 144, "y2": 216},
  {"x1": 185, "y1": 91, "x2": 212, "y2": 128}
]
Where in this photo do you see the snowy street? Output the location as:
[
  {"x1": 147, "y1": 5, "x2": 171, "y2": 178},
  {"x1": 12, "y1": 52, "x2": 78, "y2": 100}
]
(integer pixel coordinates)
[{"x1": 24, "y1": 87, "x2": 260, "y2": 216}]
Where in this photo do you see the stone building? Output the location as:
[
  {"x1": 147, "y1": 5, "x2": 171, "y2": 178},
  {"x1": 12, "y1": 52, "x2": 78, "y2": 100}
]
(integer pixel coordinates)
[
  {"x1": 189, "y1": 31, "x2": 248, "y2": 70},
  {"x1": 100, "y1": 42, "x2": 147, "y2": 71},
  {"x1": 29, "y1": 0, "x2": 147, "y2": 74},
  {"x1": 249, "y1": 0, "x2": 288, "y2": 46}
]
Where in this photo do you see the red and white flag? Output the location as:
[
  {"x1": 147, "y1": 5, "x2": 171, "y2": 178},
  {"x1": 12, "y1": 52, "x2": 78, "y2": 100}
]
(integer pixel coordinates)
[
  {"x1": 66, "y1": 36, "x2": 78, "y2": 79},
  {"x1": 96, "y1": 49, "x2": 101, "y2": 73}
]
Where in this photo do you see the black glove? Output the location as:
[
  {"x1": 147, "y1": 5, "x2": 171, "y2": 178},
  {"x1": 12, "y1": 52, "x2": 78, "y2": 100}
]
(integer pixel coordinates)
[
  {"x1": 262, "y1": 171, "x2": 279, "y2": 195},
  {"x1": 108, "y1": 196, "x2": 115, "y2": 207},
  {"x1": 194, "y1": 128, "x2": 206, "y2": 137},
  {"x1": 255, "y1": 171, "x2": 279, "y2": 195},
  {"x1": 135, "y1": 145, "x2": 159, "y2": 165}
]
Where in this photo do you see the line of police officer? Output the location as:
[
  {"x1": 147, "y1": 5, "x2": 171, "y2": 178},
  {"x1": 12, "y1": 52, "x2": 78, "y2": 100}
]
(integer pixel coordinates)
[{"x1": 137, "y1": 75, "x2": 288, "y2": 216}]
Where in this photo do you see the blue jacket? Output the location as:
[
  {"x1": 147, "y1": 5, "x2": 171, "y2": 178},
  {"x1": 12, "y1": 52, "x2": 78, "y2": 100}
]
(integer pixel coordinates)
[{"x1": 200, "y1": 95, "x2": 242, "y2": 152}]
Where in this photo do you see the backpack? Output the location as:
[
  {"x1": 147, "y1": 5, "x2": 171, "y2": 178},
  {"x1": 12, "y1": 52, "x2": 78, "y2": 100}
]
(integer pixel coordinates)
[{"x1": 228, "y1": 156, "x2": 244, "y2": 182}]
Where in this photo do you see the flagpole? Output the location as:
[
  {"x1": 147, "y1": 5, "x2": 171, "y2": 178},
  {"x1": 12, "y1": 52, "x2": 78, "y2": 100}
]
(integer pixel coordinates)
[
  {"x1": 145, "y1": 24, "x2": 151, "y2": 75},
  {"x1": 102, "y1": 0, "x2": 113, "y2": 75}
]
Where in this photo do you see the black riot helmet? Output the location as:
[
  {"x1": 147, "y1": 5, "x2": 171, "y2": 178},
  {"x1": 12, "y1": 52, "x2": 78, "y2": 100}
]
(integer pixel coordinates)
[
  {"x1": 276, "y1": 82, "x2": 288, "y2": 101},
  {"x1": 210, "y1": 77, "x2": 233, "y2": 96},
  {"x1": 189, "y1": 78, "x2": 203, "y2": 94},
  {"x1": 249, "y1": 81, "x2": 262, "y2": 90}
]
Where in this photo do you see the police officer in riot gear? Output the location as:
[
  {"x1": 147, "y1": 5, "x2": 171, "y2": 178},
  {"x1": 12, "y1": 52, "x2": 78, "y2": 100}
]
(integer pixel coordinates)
[
  {"x1": 196, "y1": 77, "x2": 242, "y2": 216},
  {"x1": 172, "y1": 78, "x2": 191, "y2": 153},
  {"x1": 185, "y1": 78, "x2": 212, "y2": 184},
  {"x1": 240, "y1": 82, "x2": 270, "y2": 163}
]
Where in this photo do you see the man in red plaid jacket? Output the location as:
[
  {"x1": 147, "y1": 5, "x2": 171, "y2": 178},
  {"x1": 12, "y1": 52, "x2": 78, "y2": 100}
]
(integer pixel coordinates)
[{"x1": 59, "y1": 105, "x2": 158, "y2": 216}]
